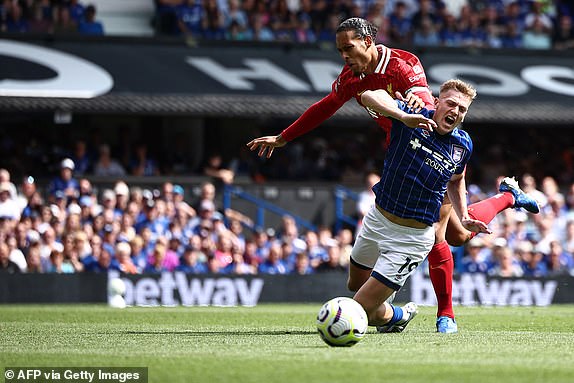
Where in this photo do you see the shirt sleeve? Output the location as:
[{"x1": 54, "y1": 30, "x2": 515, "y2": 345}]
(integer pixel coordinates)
[
  {"x1": 280, "y1": 91, "x2": 346, "y2": 142},
  {"x1": 392, "y1": 60, "x2": 434, "y2": 108}
]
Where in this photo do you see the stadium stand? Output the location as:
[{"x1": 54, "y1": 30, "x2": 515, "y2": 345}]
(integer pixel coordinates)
[
  {"x1": 0, "y1": 0, "x2": 573, "y2": 282},
  {"x1": 0, "y1": 159, "x2": 573, "y2": 278},
  {"x1": 1, "y1": 1, "x2": 573, "y2": 49}
]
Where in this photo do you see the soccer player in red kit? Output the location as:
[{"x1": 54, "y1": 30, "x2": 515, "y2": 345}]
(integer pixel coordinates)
[{"x1": 247, "y1": 17, "x2": 539, "y2": 333}]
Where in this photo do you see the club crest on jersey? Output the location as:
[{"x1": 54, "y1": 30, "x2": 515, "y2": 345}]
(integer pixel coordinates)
[
  {"x1": 451, "y1": 145, "x2": 465, "y2": 164},
  {"x1": 421, "y1": 129, "x2": 430, "y2": 138}
]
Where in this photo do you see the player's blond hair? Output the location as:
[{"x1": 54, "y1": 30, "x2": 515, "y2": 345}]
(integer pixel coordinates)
[{"x1": 439, "y1": 79, "x2": 477, "y2": 100}]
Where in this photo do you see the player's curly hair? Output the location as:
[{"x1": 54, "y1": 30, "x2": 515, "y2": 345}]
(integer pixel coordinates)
[{"x1": 336, "y1": 17, "x2": 378, "y2": 40}]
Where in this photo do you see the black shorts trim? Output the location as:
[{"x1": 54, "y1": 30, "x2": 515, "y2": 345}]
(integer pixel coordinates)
[
  {"x1": 371, "y1": 270, "x2": 401, "y2": 291},
  {"x1": 350, "y1": 257, "x2": 372, "y2": 270}
]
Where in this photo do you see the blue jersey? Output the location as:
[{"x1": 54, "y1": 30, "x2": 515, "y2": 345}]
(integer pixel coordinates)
[{"x1": 374, "y1": 101, "x2": 472, "y2": 226}]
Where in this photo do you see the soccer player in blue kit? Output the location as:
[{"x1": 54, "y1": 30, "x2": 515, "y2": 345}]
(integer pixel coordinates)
[{"x1": 347, "y1": 79, "x2": 491, "y2": 330}]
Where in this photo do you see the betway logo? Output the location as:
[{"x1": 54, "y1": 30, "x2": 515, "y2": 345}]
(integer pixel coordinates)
[
  {"x1": 187, "y1": 57, "x2": 574, "y2": 97},
  {"x1": 409, "y1": 272, "x2": 557, "y2": 306},
  {"x1": 122, "y1": 273, "x2": 264, "y2": 307}
]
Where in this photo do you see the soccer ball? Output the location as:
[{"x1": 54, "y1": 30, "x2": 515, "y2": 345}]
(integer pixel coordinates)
[
  {"x1": 108, "y1": 278, "x2": 126, "y2": 296},
  {"x1": 316, "y1": 297, "x2": 368, "y2": 347},
  {"x1": 108, "y1": 294, "x2": 126, "y2": 309},
  {"x1": 108, "y1": 278, "x2": 127, "y2": 309}
]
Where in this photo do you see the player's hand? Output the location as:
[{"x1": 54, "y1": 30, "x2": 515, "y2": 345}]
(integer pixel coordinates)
[
  {"x1": 246, "y1": 135, "x2": 287, "y2": 158},
  {"x1": 400, "y1": 114, "x2": 436, "y2": 131},
  {"x1": 461, "y1": 218, "x2": 492, "y2": 234},
  {"x1": 395, "y1": 91, "x2": 425, "y2": 112}
]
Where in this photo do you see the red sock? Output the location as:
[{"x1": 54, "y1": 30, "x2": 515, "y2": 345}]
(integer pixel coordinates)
[
  {"x1": 467, "y1": 192, "x2": 514, "y2": 224},
  {"x1": 464, "y1": 193, "x2": 514, "y2": 241},
  {"x1": 428, "y1": 241, "x2": 454, "y2": 319}
]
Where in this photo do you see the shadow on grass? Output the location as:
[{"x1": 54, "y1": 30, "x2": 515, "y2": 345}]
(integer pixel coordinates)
[{"x1": 122, "y1": 330, "x2": 317, "y2": 336}]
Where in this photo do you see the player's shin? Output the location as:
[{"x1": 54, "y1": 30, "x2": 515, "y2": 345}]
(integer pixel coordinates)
[
  {"x1": 428, "y1": 241, "x2": 455, "y2": 319},
  {"x1": 467, "y1": 193, "x2": 514, "y2": 228}
]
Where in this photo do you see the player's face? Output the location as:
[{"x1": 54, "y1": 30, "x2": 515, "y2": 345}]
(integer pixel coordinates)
[
  {"x1": 336, "y1": 30, "x2": 373, "y2": 76},
  {"x1": 433, "y1": 89, "x2": 472, "y2": 135}
]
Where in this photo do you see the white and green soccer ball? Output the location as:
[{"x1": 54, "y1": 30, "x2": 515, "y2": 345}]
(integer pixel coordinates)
[{"x1": 316, "y1": 297, "x2": 368, "y2": 347}]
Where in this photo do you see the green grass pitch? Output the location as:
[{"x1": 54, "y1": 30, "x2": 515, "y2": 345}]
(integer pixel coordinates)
[{"x1": 1, "y1": 304, "x2": 574, "y2": 383}]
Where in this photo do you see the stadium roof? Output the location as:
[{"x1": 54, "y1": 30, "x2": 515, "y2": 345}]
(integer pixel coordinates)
[
  {"x1": 2, "y1": 95, "x2": 573, "y2": 125},
  {"x1": 1, "y1": 38, "x2": 573, "y2": 125}
]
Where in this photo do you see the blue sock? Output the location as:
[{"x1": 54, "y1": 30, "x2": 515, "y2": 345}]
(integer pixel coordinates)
[{"x1": 388, "y1": 304, "x2": 404, "y2": 325}]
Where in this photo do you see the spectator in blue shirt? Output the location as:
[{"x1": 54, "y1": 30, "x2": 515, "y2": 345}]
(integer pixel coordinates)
[
  {"x1": 222, "y1": 0, "x2": 247, "y2": 30},
  {"x1": 388, "y1": 1, "x2": 412, "y2": 45},
  {"x1": 130, "y1": 142, "x2": 159, "y2": 176},
  {"x1": 176, "y1": 0, "x2": 203, "y2": 37},
  {"x1": 517, "y1": 241, "x2": 548, "y2": 277},
  {"x1": 291, "y1": 252, "x2": 314, "y2": 275},
  {"x1": 544, "y1": 240, "x2": 573, "y2": 276},
  {"x1": 460, "y1": 237, "x2": 491, "y2": 274},
  {"x1": 413, "y1": 18, "x2": 440, "y2": 47},
  {"x1": 83, "y1": 246, "x2": 120, "y2": 273},
  {"x1": 134, "y1": 199, "x2": 166, "y2": 239},
  {"x1": 258, "y1": 243, "x2": 287, "y2": 274},
  {"x1": 440, "y1": 14, "x2": 463, "y2": 46},
  {"x1": 176, "y1": 246, "x2": 208, "y2": 274},
  {"x1": 70, "y1": 139, "x2": 93, "y2": 176},
  {"x1": 6, "y1": 4, "x2": 29, "y2": 33},
  {"x1": 47, "y1": 158, "x2": 80, "y2": 204},
  {"x1": 78, "y1": 4, "x2": 104, "y2": 35},
  {"x1": 461, "y1": 13, "x2": 487, "y2": 48},
  {"x1": 305, "y1": 231, "x2": 328, "y2": 269},
  {"x1": 500, "y1": 1, "x2": 526, "y2": 34},
  {"x1": 202, "y1": 0, "x2": 226, "y2": 40},
  {"x1": 245, "y1": 13, "x2": 275, "y2": 41},
  {"x1": 68, "y1": 0, "x2": 86, "y2": 23}
]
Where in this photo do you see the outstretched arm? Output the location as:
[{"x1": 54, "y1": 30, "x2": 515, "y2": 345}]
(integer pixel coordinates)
[
  {"x1": 360, "y1": 90, "x2": 436, "y2": 131},
  {"x1": 247, "y1": 93, "x2": 344, "y2": 158},
  {"x1": 447, "y1": 173, "x2": 491, "y2": 234}
]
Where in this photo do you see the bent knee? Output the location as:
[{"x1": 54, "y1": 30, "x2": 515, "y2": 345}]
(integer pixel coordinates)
[{"x1": 446, "y1": 231, "x2": 472, "y2": 247}]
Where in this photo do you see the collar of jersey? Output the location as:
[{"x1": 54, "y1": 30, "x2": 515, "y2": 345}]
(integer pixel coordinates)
[{"x1": 374, "y1": 45, "x2": 391, "y2": 74}]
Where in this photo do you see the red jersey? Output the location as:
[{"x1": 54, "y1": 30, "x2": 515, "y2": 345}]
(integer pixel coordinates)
[{"x1": 280, "y1": 45, "x2": 433, "y2": 142}]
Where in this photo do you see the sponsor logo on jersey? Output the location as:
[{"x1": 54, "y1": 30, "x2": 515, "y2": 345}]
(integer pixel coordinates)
[
  {"x1": 408, "y1": 74, "x2": 426, "y2": 83},
  {"x1": 410, "y1": 138, "x2": 457, "y2": 174}
]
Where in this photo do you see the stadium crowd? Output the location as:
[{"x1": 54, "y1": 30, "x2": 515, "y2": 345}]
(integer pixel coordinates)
[
  {"x1": 0, "y1": 0, "x2": 104, "y2": 35},
  {"x1": 1, "y1": 1, "x2": 573, "y2": 279},
  {"x1": 0, "y1": 156, "x2": 573, "y2": 278},
  {"x1": 153, "y1": 0, "x2": 574, "y2": 50},
  {"x1": 1, "y1": 0, "x2": 574, "y2": 49}
]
